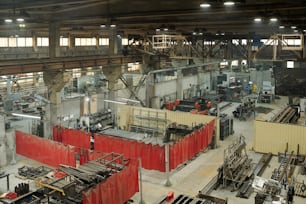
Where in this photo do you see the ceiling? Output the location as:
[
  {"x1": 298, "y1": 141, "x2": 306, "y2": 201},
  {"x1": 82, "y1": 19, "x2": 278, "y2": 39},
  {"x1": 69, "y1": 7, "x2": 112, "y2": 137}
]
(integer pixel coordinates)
[{"x1": 0, "y1": 0, "x2": 305, "y2": 38}]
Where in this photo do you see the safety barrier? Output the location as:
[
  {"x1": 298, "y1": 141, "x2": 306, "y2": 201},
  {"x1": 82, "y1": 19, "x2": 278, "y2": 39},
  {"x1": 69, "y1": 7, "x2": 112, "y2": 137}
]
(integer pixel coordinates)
[
  {"x1": 16, "y1": 131, "x2": 76, "y2": 167},
  {"x1": 170, "y1": 119, "x2": 215, "y2": 170},
  {"x1": 82, "y1": 159, "x2": 139, "y2": 204},
  {"x1": 53, "y1": 119, "x2": 215, "y2": 172}
]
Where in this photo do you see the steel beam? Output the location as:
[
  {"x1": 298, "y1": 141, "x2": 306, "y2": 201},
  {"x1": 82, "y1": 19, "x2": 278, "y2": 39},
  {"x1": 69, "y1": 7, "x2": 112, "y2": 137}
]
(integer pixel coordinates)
[{"x1": 0, "y1": 55, "x2": 138, "y2": 76}]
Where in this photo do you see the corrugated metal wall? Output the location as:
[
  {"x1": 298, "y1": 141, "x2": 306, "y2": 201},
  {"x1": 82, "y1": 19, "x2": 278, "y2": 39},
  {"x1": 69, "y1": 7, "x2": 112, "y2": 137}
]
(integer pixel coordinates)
[{"x1": 254, "y1": 120, "x2": 306, "y2": 154}]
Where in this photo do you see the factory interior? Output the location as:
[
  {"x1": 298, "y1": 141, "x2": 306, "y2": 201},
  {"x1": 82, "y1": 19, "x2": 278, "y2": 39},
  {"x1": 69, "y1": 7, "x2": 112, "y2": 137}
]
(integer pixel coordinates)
[{"x1": 0, "y1": 0, "x2": 306, "y2": 203}]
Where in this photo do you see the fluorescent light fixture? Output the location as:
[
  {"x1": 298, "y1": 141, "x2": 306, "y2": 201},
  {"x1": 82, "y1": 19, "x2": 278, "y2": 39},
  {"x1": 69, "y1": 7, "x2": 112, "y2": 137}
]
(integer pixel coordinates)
[
  {"x1": 279, "y1": 25, "x2": 285, "y2": 29},
  {"x1": 224, "y1": 1, "x2": 235, "y2": 6},
  {"x1": 110, "y1": 24, "x2": 116, "y2": 28},
  {"x1": 16, "y1": 18, "x2": 24, "y2": 22},
  {"x1": 4, "y1": 19, "x2": 13, "y2": 23},
  {"x1": 119, "y1": 98, "x2": 140, "y2": 103},
  {"x1": 104, "y1": 99, "x2": 127, "y2": 105},
  {"x1": 19, "y1": 24, "x2": 26, "y2": 28},
  {"x1": 156, "y1": 28, "x2": 160, "y2": 32},
  {"x1": 12, "y1": 113, "x2": 41, "y2": 120},
  {"x1": 221, "y1": 33, "x2": 225, "y2": 35},
  {"x1": 199, "y1": 32, "x2": 203, "y2": 35},
  {"x1": 303, "y1": 30, "x2": 306, "y2": 32},
  {"x1": 192, "y1": 32, "x2": 197, "y2": 35},
  {"x1": 100, "y1": 24, "x2": 106, "y2": 28},
  {"x1": 254, "y1": 18, "x2": 262, "y2": 22},
  {"x1": 200, "y1": 3, "x2": 211, "y2": 8},
  {"x1": 291, "y1": 26, "x2": 296, "y2": 29},
  {"x1": 294, "y1": 30, "x2": 298, "y2": 33},
  {"x1": 163, "y1": 28, "x2": 168, "y2": 31},
  {"x1": 270, "y1": 18, "x2": 278, "y2": 22}
]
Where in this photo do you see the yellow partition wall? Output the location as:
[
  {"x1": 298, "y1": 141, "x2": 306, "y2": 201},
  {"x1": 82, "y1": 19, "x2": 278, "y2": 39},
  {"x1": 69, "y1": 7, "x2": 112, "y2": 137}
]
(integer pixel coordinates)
[
  {"x1": 116, "y1": 105, "x2": 215, "y2": 130},
  {"x1": 254, "y1": 120, "x2": 306, "y2": 155}
]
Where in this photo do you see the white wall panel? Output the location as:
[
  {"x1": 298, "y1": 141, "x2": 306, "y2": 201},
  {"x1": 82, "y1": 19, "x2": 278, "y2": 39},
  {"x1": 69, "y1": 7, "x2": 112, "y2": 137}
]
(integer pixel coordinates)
[{"x1": 254, "y1": 120, "x2": 306, "y2": 155}]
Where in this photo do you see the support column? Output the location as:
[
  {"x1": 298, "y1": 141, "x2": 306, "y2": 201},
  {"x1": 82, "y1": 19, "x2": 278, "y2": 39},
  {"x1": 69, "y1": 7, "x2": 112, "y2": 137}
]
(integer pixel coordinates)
[
  {"x1": 145, "y1": 74, "x2": 155, "y2": 108},
  {"x1": 247, "y1": 38, "x2": 253, "y2": 65},
  {"x1": 43, "y1": 71, "x2": 71, "y2": 139},
  {"x1": 103, "y1": 65, "x2": 122, "y2": 111},
  {"x1": 176, "y1": 70, "x2": 183, "y2": 99},
  {"x1": 109, "y1": 29, "x2": 118, "y2": 56},
  {"x1": 49, "y1": 22, "x2": 60, "y2": 58}
]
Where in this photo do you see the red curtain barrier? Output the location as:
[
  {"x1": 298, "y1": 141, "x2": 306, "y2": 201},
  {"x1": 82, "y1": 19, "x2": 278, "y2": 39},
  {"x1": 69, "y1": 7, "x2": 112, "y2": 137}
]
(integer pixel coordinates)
[
  {"x1": 94, "y1": 134, "x2": 166, "y2": 172},
  {"x1": 53, "y1": 126, "x2": 91, "y2": 150},
  {"x1": 52, "y1": 126, "x2": 63, "y2": 142},
  {"x1": 16, "y1": 131, "x2": 76, "y2": 167},
  {"x1": 62, "y1": 128, "x2": 91, "y2": 150},
  {"x1": 169, "y1": 120, "x2": 215, "y2": 170},
  {"x1": 82, "y1": 159, "x2": 139, "y2": 204}
]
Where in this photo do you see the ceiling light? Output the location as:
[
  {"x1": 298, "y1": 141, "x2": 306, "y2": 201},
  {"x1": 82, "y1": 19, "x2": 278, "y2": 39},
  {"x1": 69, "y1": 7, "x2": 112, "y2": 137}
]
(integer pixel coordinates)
[
  {"x1": 110, "y1": 24, "x2": 116, "y2": 28},
  {"x1": 224, "y1": 1, "x2": 235, "y2": 6},
  {"x1": 100, "y1": 24, "x2": 106, "y2": 28},
  {"x1": 199, "y1": 32, "x2": 203, "y2": 35},
  {"x1": 294, "y1": 30, "x2": 298, "y2": 33},
  {"x1": 303, "y1": 30, "x2": 306, "y2": 32},
  {"x1": 192, "y1": 32, "x2": 197, "y2": 35},
  {"x1": 16, "y1": 18, "x2": 24, "y2": 22},
  {"x1": 4, "y1": 18, "x2": 13, "y2": 23},
  {"x1": 254, "y1": 18, "x2": 262, "y2": 22},
  {"x1": 104, "y1": 99, "x2": 127, "y2": 105},
  {"x1": 291, "y1": 26, "x2": 296, "y2": 29},
  {"x1": 270, "y1": 18, "x2": 278, "y2": 22},
  {"x1": 200, "y1": 3, "x2": 211, "y2": 8},
  {"x1": 156, "y1": 28, "x2": 160, "y2": 32},
  {"x1": 279, "y1": 25, "x2": 285, "y2": 29},
  {"x1": 12, "y1": 113, "x2": 41, "y2": 120},
  {"x1": 19, "y1": 24, "x2": 26, "y2": 28},
  {"x1": 163, "y1": 28, "x2": 168, "y2": 31}
]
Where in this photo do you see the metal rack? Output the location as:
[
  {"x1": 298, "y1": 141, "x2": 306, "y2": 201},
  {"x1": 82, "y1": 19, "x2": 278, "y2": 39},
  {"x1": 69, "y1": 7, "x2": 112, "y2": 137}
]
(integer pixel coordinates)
[{"x1": 129, "y1": 108, "x2": 167, "y2": 137}]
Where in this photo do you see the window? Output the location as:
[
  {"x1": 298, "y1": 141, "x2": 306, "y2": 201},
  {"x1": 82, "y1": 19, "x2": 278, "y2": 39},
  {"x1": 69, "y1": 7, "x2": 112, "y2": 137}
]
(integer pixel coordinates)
[
  {"x1": 75, "y1": 38, "x2": 96, "y2": 46},
  {"x1": 99, "y1": 38, "x2": 109, "y2": 46},
  {"x1": 37, "y1": 37, "x2": 49, "y2": 46},
  {"x1": 60, "y1": 37, "x2": 69, "y2": 46},
  {"x1": 0, "y1": 38, "x2": 8, "y2": 47},
  {"x1": 122, "y1": 38, "x2": 128, "y2": 46},
  {"x1": 17, "y1": 37, "x2": 33, "y2": 47},
  {"x1": 8, "y1": 37, "x2": 17, "y2": 47},
  {"x1": 287, "y1": 61, "x2": 294, "y2": 69}
]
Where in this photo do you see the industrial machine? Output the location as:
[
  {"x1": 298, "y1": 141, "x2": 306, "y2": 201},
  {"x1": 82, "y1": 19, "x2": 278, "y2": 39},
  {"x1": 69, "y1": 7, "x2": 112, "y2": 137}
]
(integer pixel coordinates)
[
  {"x1": 232, "y1": 98, "x2": 255, "y2": 120},
  {"x1": 164, "y1": 97, "x2": 212, "y2": 115},
  {"x1": 259, "y1": 81, "x2": 274, "y2": 103},
  {"x1": 78, "y1": 110, "x2": 113, "y2": 132}
]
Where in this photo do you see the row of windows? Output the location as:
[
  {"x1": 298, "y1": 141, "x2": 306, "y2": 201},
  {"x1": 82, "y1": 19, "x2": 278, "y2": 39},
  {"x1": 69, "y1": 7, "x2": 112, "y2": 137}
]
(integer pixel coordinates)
[{"x1": 0, "y1": 37, "x2": 124, "y2": 47}]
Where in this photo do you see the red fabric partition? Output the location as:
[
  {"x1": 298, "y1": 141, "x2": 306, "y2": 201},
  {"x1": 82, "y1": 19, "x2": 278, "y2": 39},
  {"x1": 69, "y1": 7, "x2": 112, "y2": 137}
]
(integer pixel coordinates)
[
  {"x1": 169, "y1": 119, "x2": 215, "y2": 170},
  {"x1": 94, "y1": 134, "x2": 166, "y2": 172},
  {"x1": 16, "y1": 131, "x2": 76, "y2": 167},
  {"x1": 52, "y1": 126, "x2": 63, "y2": 142},
  {"x1": 82, "y1": 159, "x2": 139, "y2": 204},
  {"x1": 61, "y1": 128, "x2": 91, "y2": 149}
]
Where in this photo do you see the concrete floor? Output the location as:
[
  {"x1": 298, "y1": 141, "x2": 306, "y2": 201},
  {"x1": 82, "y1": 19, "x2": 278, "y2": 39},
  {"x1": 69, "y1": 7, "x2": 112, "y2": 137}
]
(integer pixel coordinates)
[
  {"x1": 0, "y1": 95, "x2": 305, "y2": 204},
  {"x1": 130, "y1": 96, "x2": 306, "y2": 204}
]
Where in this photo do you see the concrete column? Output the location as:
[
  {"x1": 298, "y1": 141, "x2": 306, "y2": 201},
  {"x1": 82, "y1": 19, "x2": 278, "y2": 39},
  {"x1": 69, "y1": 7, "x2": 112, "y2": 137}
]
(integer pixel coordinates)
[
  {"x1": 109, "y1": 30, "x2": 118, "y2": 56},
  {"x1": 43, "y1": 71, "x2": 71, "y2": 139},
  {"x1": 32, "y1": 32, "x2": 37, "y2": 52},
  {"x1": 145, "y1": 74, "x2": 155, "y2": 108},
  {"x1": 247, "y1": 38, "x2": 252, "y2": 64},
  {"x1": 49, "y1": 22, "x2": 60, "y2": 58},
  {"x1": 68, "y1": 33, "x2": 75, "y2": 49},
  {"x1": 176, "y1": 70, "x2": 183, "y2": 99}
]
